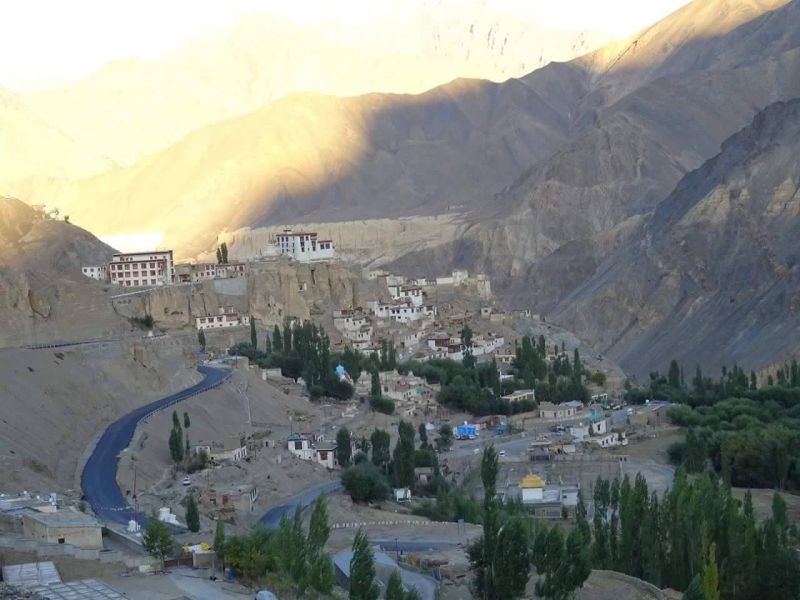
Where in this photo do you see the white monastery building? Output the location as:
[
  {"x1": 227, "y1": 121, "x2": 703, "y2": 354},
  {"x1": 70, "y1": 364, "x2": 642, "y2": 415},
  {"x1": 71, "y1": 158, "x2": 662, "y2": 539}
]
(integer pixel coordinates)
[
  {"x1": 275, "y1": 230, "x2": 335, "y2": 262},
  {"x1": 195, "y1": 306, "x2": 250, "y2": 330},
  {"x1": 108, "y1": 251, "x2": 174, "y2": 287},
  {"x1": 81, "y1": 265, "x2": 107, "y2": 281}
]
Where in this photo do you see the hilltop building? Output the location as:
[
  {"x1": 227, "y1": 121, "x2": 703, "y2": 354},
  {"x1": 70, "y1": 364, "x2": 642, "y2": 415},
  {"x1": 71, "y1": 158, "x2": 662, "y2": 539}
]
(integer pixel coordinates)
[
  {"x1": 195, "y1": 306, "x2": 250, "y2": 330},
  {"x1": 80, "y1": 265, "x2": 107, "y2": 281},
  {"x1": 108, "y1": 250, "x2": 174, "y2": 287},
  {"x1": 275, "y1": 230, "x2": 335, "y2": 262}
]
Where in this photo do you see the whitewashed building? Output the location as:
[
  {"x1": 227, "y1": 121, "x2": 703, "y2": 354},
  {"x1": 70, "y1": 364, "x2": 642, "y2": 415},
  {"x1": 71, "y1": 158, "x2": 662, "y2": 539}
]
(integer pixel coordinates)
[
  {"x1": 388, "y1": 284, "x2": 424, "y2": 307},
  {"x1": 81, "y1": 265, "x2": 107, "y2": 281},
  {"x1": 195, "y1": 306, "x2": 250, "y2": 330},
  {"x1": 108, "y1": 250, "x2": 174, "y2": 287},
  {"x1": 275, "y1": 230, "x2": 334, "y2": 262}
]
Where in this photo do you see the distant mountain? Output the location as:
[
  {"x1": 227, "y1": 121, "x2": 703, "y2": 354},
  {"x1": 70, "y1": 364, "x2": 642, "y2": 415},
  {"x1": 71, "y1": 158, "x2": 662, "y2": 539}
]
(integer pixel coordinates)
[
  {"x1": 19, "y1": 8, "x2": 607, "y2": 166},
  {"x1": 550, "y1": 98, "x2": 800, "y2": 376},
  {"x1": 0, "y1": 87, "x2": 114, "y2": 188}
]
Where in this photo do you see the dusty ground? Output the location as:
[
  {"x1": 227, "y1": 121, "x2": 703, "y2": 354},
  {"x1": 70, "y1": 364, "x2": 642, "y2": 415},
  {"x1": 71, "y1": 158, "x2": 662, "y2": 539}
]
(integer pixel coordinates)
[
  {"x1": 0, "y1": 338, "x2": 198, "y2": 496},
  {"x1": 730, "y1": 487, "x2": 800, "y2": 524}
]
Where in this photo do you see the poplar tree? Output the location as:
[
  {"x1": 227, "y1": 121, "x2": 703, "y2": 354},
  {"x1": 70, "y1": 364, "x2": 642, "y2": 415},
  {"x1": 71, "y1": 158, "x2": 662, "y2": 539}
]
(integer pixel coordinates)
[
  {"x1": 350, "y1": 530, "x2": 379, "y2": 600},
  {"x1": 370, "y1": 429, "x2": 391, "y2": 472},
  {"x1": 185, "y1": 494, "x2": 200, "y2": 532},
  {"x1": 272, "y1": 325, "x2": 283, "y2": 353},
  {"x1": 250, "y1": 318, "x2": 257, "y2": 349}
]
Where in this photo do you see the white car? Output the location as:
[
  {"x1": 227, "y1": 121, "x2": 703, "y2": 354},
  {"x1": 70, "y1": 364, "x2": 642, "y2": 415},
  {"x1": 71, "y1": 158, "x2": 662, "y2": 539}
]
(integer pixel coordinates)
[
  {"x1": 181, "y1": 476, "x2": 191, "y2": 486},
  {"x1": 498, "y1": 450, "x2": 506, "y2": 457}
]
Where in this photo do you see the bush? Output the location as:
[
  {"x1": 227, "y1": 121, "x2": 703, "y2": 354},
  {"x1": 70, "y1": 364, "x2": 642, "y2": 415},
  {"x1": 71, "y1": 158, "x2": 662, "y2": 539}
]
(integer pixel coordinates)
[
  {"x1": 341, "y1": 463, "x2": 390, "y2": 503},
  {"x1": 369, "y1": 395, "x2": 395, "y2": 415}
]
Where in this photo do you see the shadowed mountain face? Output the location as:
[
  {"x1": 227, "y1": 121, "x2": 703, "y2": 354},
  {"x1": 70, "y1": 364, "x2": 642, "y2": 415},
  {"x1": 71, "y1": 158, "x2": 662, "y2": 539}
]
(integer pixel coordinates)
[
  {"x1": 6, "y1": 0, "x2": 800, "y2": 374},
  {"x1": 549, "y1": 99, "x2": 800, "y2": 377}
]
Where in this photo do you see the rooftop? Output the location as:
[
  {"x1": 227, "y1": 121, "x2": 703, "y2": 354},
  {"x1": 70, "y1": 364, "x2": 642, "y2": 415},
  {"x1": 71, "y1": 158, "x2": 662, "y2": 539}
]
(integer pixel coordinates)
[
  {"x1": 519, "y1": 474, "x2": 546, "y2": 489},
  {"x1": 29, "y1": 579, "x2": 125, "y2": 599},
  {"x1": 24, "y1": 509, "x2": 100, "y2": 529}
]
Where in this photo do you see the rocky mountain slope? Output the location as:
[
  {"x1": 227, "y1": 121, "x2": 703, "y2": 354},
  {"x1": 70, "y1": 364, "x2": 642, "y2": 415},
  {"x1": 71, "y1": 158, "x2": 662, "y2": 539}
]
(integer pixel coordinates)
[
  {"x1": 0, "y1": 196, "x2": 124, "y2": 346},
  {"x1": 549, "y1": 98, "x2": 800, "y2": 376},
  {"x1": 19, "y1": 8, "x2": 606, "y2": 167}
]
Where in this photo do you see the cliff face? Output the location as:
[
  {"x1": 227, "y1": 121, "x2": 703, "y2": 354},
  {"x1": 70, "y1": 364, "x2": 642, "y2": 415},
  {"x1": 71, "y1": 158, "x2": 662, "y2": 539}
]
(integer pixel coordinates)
[
  {"x1": 0, "y1": 196, "x2": 125, "y2": 347},
  {"x1": 550, "y1": 99, "x2": 800, "y2": 376},
  {"x1": 112, "y1": 259, "x2": 381, "y2": 329}
]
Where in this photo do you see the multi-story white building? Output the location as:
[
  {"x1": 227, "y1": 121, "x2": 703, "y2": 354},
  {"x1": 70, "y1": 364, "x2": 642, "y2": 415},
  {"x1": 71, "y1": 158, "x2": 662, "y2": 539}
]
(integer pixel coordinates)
[
  {"x1": 275, "y1": 230, "x2": 335, "y2": 262},
  {"x1": 367, "y1": 300, "x2": 435, "y2": 323},
  {"x1": 388, "y1": 284, "x2": 424, "y2": 307},
  {"x1": 108, "y1": 251, "x2": 174, "y2": 287},
  {"x1": 81, "y1": 265, "x2": 107, "y2": 281},
  {"x1": 195, "y1": 306, "x2": 250, "y2": 330},
  {"x1": 333, "y1": 309, "x2": 369, "y2": 332}
]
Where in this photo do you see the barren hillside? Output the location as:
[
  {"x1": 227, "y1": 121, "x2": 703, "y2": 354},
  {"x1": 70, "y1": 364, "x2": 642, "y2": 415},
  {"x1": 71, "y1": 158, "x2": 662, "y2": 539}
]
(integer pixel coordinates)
[{"x1": 551, "y1": 98, "x2": 800, "y2": 376}]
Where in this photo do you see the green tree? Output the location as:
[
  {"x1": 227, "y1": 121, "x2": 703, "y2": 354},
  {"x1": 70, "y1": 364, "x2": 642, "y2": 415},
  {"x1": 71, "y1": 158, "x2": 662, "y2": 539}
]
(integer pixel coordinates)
[
  {"x1": 183, "y1": 412, "x2": 190, "y2": 429},
  {"x1": 143, "y1": 517, "x2": 173, "y2": 569},
  {"x1": 703, "y1": 543, "x2": 720, "y2": 600},
  {"x1": 370, "y1": 429, "x2": 391, "y2": 472},
  {"x1": 437, "y1": 424, "x2": 453, "y2": 451},
  {"x1": 198, "y1": 330, "x2": 206, "y2": 351},
  {"x1": 307, "y1": 496, "x2": 330, "y2": 558},
  {"x1": 213, "y1": 519, "x2": 225, "y2": 570},
  {"x1": 392, "y1": 421, "x2": 416, "y2": 488},
  {"x1": 668, "y1": 359, "x2": 681, "y2": 388},
  {"x1": 418, "y1": 423, "x2": 428, "y2": 448},
  {"x1": 386, "y1": 570, "x2": 406, "y2": 600},
  {"x1": 185, "y1": 494, "x2": 200, "y2": 532},
  {"x1": 336, "y1": 427, "x2": 352, "y2": 468},
  {"x1": 250, "y1": 318, "x2": 257, "y2": 350},
  {"x1": 169, "y1": 425, "x2": 184, "y2": 463},
  {"x1": 683, "y1": 429, "x2": 705, "y2": 473},
  {"x1": 272, "y1": 325, "x2": 283, "y2": 353},
  {"x1": 216, "y1": 246, "x2": 223, "y2": 264},
  {"x1": 172, "y1": 410, "x2": 180, "y2": 429},
  {"x1": 309, "y1": 554, "x2": 335, "y2": 594},
  {"x1": 220, "y1": 242, "x2": 228, "y2": 264},
  {"x1": 370, "y1": 369, "x2": 382, "y2": 399},
  {"x1": 342, "y1": 463, "x2": 390, "y2": 502},
  {"x1": 350, "y1": 530, "x2": 379, "y2": 600}
]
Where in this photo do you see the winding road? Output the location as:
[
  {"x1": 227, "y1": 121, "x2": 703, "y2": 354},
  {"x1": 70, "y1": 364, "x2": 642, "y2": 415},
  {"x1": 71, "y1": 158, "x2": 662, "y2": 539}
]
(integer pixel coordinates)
[
  {"x1": 259, "y1": 480, "x2": 342, "y2": 527},
  {"x1": 81, "y1": 365, "x2": 231, "y2": 524}
]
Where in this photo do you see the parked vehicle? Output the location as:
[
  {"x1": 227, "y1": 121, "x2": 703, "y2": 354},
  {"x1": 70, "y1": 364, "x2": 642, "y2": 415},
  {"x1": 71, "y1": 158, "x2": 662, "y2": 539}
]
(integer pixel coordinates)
[{"x1": 182, "y1": 476, "x2": 191, "y2": 486}]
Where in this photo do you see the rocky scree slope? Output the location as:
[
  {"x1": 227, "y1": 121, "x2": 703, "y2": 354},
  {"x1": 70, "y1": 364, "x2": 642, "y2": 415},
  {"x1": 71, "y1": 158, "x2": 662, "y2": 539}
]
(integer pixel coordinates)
[{"x1": 550, "y1": 98, "x2": 800, "y2": 376}]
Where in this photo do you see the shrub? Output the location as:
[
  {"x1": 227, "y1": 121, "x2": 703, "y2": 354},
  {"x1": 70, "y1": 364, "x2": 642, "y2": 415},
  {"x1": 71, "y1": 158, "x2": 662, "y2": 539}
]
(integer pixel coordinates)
[
  {"x1": 369, "y1": 395, "x2": 395, "y2": 415},
  {"x1": 341, "y1": 463, "x2": 390, "y2": 503}
]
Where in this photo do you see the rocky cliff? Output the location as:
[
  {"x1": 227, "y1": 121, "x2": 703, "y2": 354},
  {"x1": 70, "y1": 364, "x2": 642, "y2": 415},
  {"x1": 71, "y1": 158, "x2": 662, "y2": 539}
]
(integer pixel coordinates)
[
  {"x1": 550, "y1": 98, "x2": 800, "y2": 376},
  {"x1": 112, "y1": 259, "x2": 385, "y2": 330},
  {"x1": 0, "y1": 196, "x2": 126, "y2": 347}
]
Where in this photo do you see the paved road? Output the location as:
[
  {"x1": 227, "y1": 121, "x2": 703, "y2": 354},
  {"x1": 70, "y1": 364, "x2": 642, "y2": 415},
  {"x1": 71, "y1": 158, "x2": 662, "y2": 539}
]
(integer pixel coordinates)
[
  {"x1": 259, "y1": 480, "x2": 342, "y2": 527},
  {"x1": 81, "y1": 365, "x2": 231, "y2": 524}
]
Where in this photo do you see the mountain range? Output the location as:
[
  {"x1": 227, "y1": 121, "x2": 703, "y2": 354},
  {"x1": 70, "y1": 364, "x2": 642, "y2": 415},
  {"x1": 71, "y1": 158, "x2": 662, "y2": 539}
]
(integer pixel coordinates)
[{"x1": 4, "y1": 0, "x2": 800, "y2": 376}]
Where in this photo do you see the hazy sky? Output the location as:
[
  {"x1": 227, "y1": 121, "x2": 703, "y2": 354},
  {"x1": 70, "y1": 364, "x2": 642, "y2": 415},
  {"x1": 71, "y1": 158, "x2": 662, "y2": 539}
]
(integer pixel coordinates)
[{"x1": 0, "y1": 0, "x2": 690, "y2": 88}]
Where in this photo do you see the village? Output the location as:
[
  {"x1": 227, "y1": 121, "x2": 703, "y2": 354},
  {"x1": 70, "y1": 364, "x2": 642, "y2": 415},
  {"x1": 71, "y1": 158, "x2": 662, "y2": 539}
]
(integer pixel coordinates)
[{"x1": 0, "y1": 229, "x2": 681, "y2": 599}]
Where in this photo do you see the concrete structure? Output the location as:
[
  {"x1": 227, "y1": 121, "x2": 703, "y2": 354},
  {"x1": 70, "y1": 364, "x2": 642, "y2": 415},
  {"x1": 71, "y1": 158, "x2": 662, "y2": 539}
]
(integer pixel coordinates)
[
  {"x1": 195, "y1": 306, "x2": 250, "y2": 330},
  {"x1": 176, "y1": 262, "x2": 248, "y2": 283},
  {"x1": 388, "y1": 284, "x2": 424, "y2": 307},
  {"x1": 519, "y1": 473, "x2": 545, "y2": 503},
  {"x1": 275, "y1": 230, "x2": 334, "y2": 262},
  {"x1": 595, "y1": 432, "x2": 628, "y2": 448},
  {"x1": 333, "y1": 309, "x2": 370, "y2": 332},
  {"x1": 502, "y1": 389, "x2": 535, "y2": 403},
  {"x1": 207, "y1": 484, "x2": 259, "y2": 513},
  {"x1": 22, "y1": 509, "x2": 102, "y2": 549},
  {"x1": 28, "y1": 579, "x2": 125, "y2": 599},
  {"x1": 108, "y1": 250, "x2": 174, "y2": 287},
  {"x1": 538, "y1": 402, "x2": 578, "y2": 420},
  {"x1": 81, "y1": 265, "x2": 107, "y2": 281},
  {"x1": 415, "y1": 467, "x2": 434, "y2": 483},
  {"x1": 287, "y1": 433, "x2": 313, "y2": 460},
  {"x1": 2, "y1": 561, "x2": 62, "y2": 587},
  {"x1": 367, "y1": 300, "x2": 435, "y2": 324},
  {"x1": 196, "y1": 434, "x2": 248, "y2": 462},
  {"x1": 314, "y1": 443, "x2": 337, "y2": 469},
  {"x1": 394, "y1": 488, "x2": 412, "y2": 502},
  {"x1": 588, "y1": 412, "x2": 608, "y2": 435}
]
